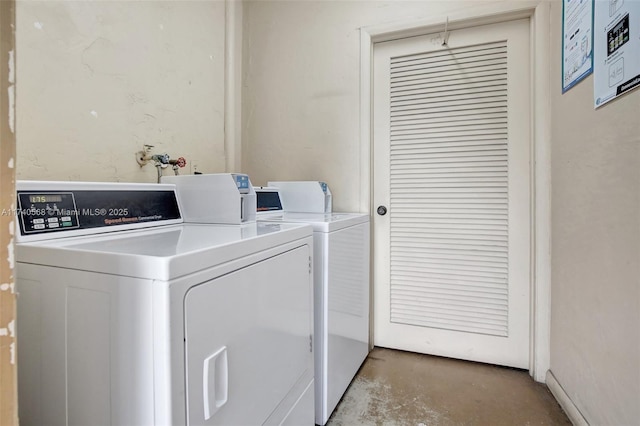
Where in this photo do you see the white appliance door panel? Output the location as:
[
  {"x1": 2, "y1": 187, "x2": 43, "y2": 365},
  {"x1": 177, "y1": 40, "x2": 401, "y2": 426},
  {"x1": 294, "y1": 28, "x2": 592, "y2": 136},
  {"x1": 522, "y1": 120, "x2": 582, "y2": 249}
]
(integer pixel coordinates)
[
  {"x1": 324, "y1": 223, "x2": 371, "y2": 423},
  {"x1": 184, "y1": 245, "x2": 313, "y2": 425},
  {"x1": 16, "y1": 264, "x2": 156, "y2": 426}
]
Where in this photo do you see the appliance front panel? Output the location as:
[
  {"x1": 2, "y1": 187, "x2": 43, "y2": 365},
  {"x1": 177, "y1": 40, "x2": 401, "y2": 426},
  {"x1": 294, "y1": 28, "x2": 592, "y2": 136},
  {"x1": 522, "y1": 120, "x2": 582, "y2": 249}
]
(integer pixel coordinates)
[{"x1": 184, "y1": 245, "x2": 314, "y2": 425}]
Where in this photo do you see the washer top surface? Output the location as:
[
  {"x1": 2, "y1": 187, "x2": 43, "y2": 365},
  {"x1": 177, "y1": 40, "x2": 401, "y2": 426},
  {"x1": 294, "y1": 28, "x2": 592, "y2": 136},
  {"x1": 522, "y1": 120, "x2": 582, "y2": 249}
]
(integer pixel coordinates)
[
  {"x1": 257, "y1": 211, "x2": 369, "y2": 232},
  {"x1": 17, "y1": 222, "x2": 312, "y2": 281}
]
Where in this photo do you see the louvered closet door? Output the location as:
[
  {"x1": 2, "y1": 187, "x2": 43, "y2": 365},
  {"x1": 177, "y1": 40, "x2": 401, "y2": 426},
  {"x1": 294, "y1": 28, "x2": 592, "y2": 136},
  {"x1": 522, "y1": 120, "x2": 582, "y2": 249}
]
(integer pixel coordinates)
[{"x1": 372, "y1": 19, "x2": 531, "y2": 368}]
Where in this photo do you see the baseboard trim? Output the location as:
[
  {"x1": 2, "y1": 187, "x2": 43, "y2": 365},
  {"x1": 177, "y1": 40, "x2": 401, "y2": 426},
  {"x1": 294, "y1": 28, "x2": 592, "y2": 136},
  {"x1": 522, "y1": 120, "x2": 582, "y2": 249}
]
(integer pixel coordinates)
[{"x1": 546, "y1": 370, "x2": 589, "y2": 426}]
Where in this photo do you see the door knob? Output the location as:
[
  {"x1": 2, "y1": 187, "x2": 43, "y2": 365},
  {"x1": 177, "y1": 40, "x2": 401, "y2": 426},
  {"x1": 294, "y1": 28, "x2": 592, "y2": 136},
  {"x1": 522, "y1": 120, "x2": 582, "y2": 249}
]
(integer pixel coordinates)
[{"x1": 377, "y1": 205, "x2": 387, "y2": 216}]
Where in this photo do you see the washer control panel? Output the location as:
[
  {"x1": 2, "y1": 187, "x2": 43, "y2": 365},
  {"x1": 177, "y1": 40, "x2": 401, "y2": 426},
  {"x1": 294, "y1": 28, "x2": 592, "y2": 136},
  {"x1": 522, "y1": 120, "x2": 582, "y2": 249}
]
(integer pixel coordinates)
[
  {"x1": 16, "y1": 187, "x2": 181, "y2": 238},
  {"x1": 17, "y1": 192, "x2": 79, "y2": 234}
]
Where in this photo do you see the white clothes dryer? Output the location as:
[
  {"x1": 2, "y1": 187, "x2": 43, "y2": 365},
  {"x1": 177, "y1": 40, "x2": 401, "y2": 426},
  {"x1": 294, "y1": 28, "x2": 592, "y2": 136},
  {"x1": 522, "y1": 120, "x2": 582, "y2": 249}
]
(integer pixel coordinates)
[
  {"x1": 256, "y1": 188, "x2": 370, "y2": 425},
  {"x1": 16, "y1": 181, "x2": 315, "y2": 426}
]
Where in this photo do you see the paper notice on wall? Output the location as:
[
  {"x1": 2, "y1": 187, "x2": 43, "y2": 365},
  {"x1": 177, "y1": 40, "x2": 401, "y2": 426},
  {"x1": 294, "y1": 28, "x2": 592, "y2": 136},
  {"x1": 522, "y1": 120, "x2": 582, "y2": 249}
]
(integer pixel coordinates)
[
  {"x1": 594, "y1": 0, "x2": 640, "y2": 108},
  {"x1": 562, "y1": 0, "x2": 594, "y2": 93}
]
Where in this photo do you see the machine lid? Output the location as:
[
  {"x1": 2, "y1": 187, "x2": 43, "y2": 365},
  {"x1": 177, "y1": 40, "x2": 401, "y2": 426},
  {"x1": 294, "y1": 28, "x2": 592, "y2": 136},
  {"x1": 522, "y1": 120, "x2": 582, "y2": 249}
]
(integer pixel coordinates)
[
  {"x1": 257, "y1": 211, "x2": 369, "y2": 232},
  {"x1": 16, "y1": 222, "x2": 313, "y2": 281}
]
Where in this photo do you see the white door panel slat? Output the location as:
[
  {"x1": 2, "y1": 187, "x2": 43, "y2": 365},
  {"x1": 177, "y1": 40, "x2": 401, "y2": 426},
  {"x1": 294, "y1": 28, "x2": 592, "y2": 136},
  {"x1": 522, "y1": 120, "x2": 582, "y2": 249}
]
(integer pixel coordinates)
[
  {"x1": 390, "y1": 310, "x2": 507, "y2": 334},
  {"x1": 391, "y1": 123, "x2": 506, "y2": 137},
  {"x1": 391, "y1": 178, "x2": 507, "y2": 187},
  {"x1": 390, "y1": 64, "x2": 508, "y2": 86},
  {"x1": 391, "y1": 111, "x2": 507, "y2": 128},
  {"x1": 389, "y1": 136, "x2": 507, "y2": 146},
  {"x1": 391, "y1": 47, "x2": 507, "y2": 70},
  {"x1": 391, "y1": 155, "x2": 507, "y2": 166},
  {"x1": 393, "y1": 222, "x2": 508, "y2": 230},
  {"x1": 391, "y1": 162, "x2": 507, "y2": 172},
  {"x1": 391, "y1": 86, "x2": 507, "y2": 106},
  {"x1": 392, "y1": 48, "x2": 507, "y2": 67},
  {"x1": 390, "y1": 309, "x2": 507, "y2": 334},
  {"x1": 391, "y1": 74, "x2": 508, "y2": 93},
  {"x1": 392, "y1": 49, "x2": 508, "y2": 67},
  {"x1": 391, "y1": 55, "x2": 507, "y2": 78},
  {"x1": 392, "y1": 277, "x2": 508, "y2": 295},
  {"x1": 391, "y1": 85, "x2": 507, "y2": 101},
  {"x1": 392, "y1": 258, "x2": 507, "y2": 275},
  {"x1": 391, "y1": 91, "x2": 507, "y2": 108},
  {"x1": 391, "y1": 270, "x2": 507, "y2": 289},
  {"x1": 393, "y1": 223, "x2": 507, "y2": 233},
  {"x1": 391, "y1": 262, "x2": 507, "y2": 280},
  {"x1": 391, "y1": 144, "x2": 507, "y2": 155},
  {"x1": 393, "y1": 225, "x2": 507, "y2": 235},
  {"x1": 393, "y1": 231, "x2": 507, "y2": 241},
  {"x1": 391, "y1": 105, "x2": 507, "y2": 118},
  {"x1": 391, "y1": 117, "x2": 507, "y2": 132},
  {"x1": 391, "y1": 296, "x2": 508, "y2": 319},
  {"x1": 390, "y1": 241, "x2": 508, "y2": 255},
  {"x1": 391, "y1": 126, "x2": 507, "y2": 138},
  {"x1": 393, "y1": 206, "x2": 508, "y2": 214},
  {"x1": 390, "y1": 312, "x2": 507, "y2": 336},
  {"x1": 392, "y1": 168, "x2": 507, "y2": 177},
  {"x1": 390, "y1": 232, "x2": 508, "y2": 244},
  {"x1": 392, "y1": 252, "x2": 508, "y2": 269},
  {"x1": 390, "y1": 134, "x2": 507, "y2": 145},
  {"x1": 390, "y1": 298, "x2": 507, "y2": 321},
  {"x1": 392, "y1": 157, "x2": 507, "y2": 168},
  {"x1": 391, "y1": 76, "x2": 507, "y2": 94},
  {"x1": 391, "y1": 121, "x2": 506, "y2": 136},
  {"x1": 389, "y1": 44, "x2": 508, "y2": 71},
  {"x1": 391, "y1": 145, "x2": 507, "y2": 157},
  {"x1": 391, "y1": 234, "x2": 507, "y2": 247},
  {"x1": 391, "y1": 41, "x2": 506, "y2": 64},
  {"x1": 390, "y1": 101, "x2": 508, "y2": 117},
  {"x1": 393, "y1": 216, "x2": 508, "y2": 224},
  {"x1": 391, "y1": 182, "x2": 507, "y2": 189},
  {"x1": 392, "y1": 117, "x2": 507, "y2": 130},
  {"x1": 391, "y1": 66, "x2": 507, "y2": 85},
  {"x1": 391, "y1": 302, "x2": 508, "y2": 326},
  {"x1": 391, "y1": 167, "x2": 507, "y2": 177},
  {"x1": 390, "y1": 272, "x2": 509, "y2": 292},
  {"x1": 391, "y1": 83, "x2": 507, "y2": 103},
  {"x1": 390, "y1": 63, "x2": 507, "y2": 84}
]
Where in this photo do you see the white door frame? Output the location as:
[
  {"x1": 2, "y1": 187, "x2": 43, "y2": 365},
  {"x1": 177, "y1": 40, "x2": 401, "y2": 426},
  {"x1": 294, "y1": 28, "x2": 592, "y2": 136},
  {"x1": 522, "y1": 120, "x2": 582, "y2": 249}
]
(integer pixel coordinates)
[{"x1": 359, "y1": 1, "x2": 551, "y2": 382}]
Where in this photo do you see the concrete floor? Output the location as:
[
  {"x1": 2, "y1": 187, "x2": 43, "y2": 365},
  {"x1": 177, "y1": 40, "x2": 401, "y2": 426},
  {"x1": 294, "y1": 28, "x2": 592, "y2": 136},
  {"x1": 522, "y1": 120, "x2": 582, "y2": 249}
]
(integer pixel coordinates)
[{"x1": 327, "y1": 347, "x2": 571, "y2": 426}]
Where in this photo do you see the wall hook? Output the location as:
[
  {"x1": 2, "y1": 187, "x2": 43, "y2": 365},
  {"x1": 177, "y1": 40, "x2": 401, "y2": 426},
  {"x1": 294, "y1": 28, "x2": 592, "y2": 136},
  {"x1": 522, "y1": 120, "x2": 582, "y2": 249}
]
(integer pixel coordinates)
[{"x1": 442, "y1": 17, "x2": 450, "y2": 47}]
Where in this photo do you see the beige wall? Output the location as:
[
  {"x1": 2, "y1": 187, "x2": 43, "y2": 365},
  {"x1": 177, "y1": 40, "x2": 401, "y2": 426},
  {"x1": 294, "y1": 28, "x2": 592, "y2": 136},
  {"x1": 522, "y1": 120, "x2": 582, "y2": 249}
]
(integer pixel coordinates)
[
  {"x1": 16, "y1": 0, "x2": 227, "y2": 183},
  {"x1": 549, "y1": 2, "x2": 640, "y2": 425},
  {"x1": 241, "y1": 0, "x2": 495, "y2": 212}
]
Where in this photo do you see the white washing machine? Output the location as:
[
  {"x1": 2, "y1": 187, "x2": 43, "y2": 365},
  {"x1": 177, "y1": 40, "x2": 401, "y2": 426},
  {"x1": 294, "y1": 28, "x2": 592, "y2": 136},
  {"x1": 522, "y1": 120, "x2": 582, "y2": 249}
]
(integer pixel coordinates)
[
  {"x1": 16, "y1": 181, "x2": 315, "y2": 426},
  {"x1": 256, "y1": 186, "x2": 370, "y2": 425}
]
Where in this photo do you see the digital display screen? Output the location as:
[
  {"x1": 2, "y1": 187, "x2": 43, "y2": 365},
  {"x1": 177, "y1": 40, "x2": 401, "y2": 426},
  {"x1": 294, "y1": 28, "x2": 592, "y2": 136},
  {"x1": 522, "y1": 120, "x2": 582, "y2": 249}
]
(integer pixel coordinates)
[
  {"x1": 607, "y1": 14, "x2": 629, "y2": 57},
  {"x1": 257, "y1": 191, "x2": 283, "y2": 212},
  {"x1": 29, "y1": 195, "x2": 63, "y2": 203}
]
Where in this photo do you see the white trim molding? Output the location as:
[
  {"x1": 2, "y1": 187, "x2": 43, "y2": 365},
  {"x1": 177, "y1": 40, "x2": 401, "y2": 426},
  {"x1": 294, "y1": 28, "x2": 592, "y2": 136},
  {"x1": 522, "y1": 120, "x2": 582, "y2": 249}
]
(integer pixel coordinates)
[
  {"x1": 547, "y1": 371, "x2": 589, "y2": 425},
  {"x1": 359, "y1": 0, "x2": 551, "y2": 381}
]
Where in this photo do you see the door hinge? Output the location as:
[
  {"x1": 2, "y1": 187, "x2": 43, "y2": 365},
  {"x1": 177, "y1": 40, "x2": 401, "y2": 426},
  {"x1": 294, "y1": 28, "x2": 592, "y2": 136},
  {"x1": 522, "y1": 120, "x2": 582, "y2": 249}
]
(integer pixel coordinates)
[
  {"x1": 308, "y1": 256, "x2": 312, "y2": 274},
  {"x1": 309, "y1": 335, "x2": 313, "y2": 353}
]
